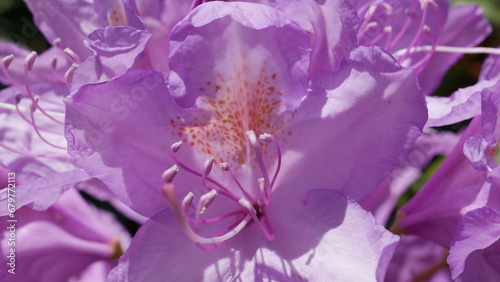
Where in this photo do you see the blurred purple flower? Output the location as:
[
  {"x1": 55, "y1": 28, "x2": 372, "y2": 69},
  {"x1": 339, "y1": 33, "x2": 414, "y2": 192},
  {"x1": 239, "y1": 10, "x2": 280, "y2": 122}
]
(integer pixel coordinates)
[
  {"x1": 0, "y1": 187, "x2": 130, "y2": 282},
  {"x1": 65, "y1": 2, "x2": 427, "y2": 280},
  {"x1": 0, "y1": 0, "x2": 164, "y2": 220},
  {"x1": 352, "y1": 0, "x2": 492, "y2": 94}
]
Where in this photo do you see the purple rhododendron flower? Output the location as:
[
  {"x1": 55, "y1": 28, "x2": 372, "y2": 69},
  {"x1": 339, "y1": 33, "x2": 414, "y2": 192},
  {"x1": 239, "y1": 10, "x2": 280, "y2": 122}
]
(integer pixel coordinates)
[
  {"x1": 0, "y1": 0, "x2": 499, "y2": 281},
  {"x1": 0, "y1": 187, "x2": 130, "y2": 282},
  {"x1": 64, "y1": 2, "x2": 428, "y2": 280}
]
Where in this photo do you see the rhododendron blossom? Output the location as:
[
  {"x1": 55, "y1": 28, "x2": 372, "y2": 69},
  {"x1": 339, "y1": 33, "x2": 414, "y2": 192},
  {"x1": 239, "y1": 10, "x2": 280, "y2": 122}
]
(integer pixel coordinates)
[{"x1": 0, "y1": 0, "x2": 499, "y2": 281}]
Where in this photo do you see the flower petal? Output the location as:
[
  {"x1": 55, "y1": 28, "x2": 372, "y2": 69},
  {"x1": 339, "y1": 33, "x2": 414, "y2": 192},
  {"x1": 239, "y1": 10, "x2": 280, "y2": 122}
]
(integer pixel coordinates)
[
  {"x1": 72, "y1": 26, "x2": 151, "y2": 90},
  {"x1": 273, "y1": 0, "x2": 359, "y2": 78},
  {"x1": 399, "y1": 118, "x2": 491, "y2": 246},
  {"x1": 279, "y1": 46, "x2": 427, "y2": 201},
  {"x1": 65, "y1": 68, "x2": 197, "y2": 217},
  {"x1": 23, "y1": 0, "x2": 106, "y2": 59},
  {"x1": 448, "y1": 207, "x2": 500, "y2": 281},
  {"x1": 0, "y1": 169, "x2": 89, "y2": 215},
  {"x1": 239, "y1": 189, "x2": 399, "y2": 281},
  {"x1": 385, "y1": 235, "x2": 451, "y2": 282},
  {"x1": 168, "y1": 1, "x2": 310, "y2": 109},
  {"x1": 106, "y1": 208, "x2": 263, "y2": 281}
]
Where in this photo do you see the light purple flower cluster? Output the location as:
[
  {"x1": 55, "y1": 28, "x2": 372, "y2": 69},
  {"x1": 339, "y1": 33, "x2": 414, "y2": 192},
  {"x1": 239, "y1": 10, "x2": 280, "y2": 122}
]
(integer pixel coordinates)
[{"x1": 0, "y1": 0, "x2": 499, "y2": 281}]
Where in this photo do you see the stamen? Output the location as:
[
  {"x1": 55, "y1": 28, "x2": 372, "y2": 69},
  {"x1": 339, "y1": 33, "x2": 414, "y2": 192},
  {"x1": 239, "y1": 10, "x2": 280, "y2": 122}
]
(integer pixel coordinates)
[
  {"x1": 23, "y1": 53, "x2": 64, "y2": 125},
  {"x1": 161, "y1": 177, "x2": 252, "y2": 245},
  {"x1": 162, "y1": 164, "x2": 179, "y2": 183},
  {"x1": 0, "y1": 99, "x2": 65, "y2": 120},
  {"x1": 258, "y1": 178, "x2": 266, "y2": 201},
  {"x1": 25, "y1": 51, "x2": 36, "y2": 71},
  {"x1": 50, "y1": 56, "x2": 58, "y2": 71},
  {"x1": 2, "y1": 54, "x2": 13, "y2": 69},
  {"x1": 259, "y1": 133, "x2": 282, "y2": 188},
  {"x1": 198, "y1": 189, "x2": 218, "y2": 214},
  {"x1": 63, "y1": 48, "x2": 81, "y2": 64},
  {"x1": 28, "y1": 98, "x2": 66, "y2": 150},
  {"x1": 246, "y1": 130, "x2": 271, "y2": 205},
  {"x1": 53, "y1": 38, "x2": 62, "y2": 49},
  {"x1": 17, "y1": 98, "x2": 61, "y2": 134},
  {"x1": 0, "y1": 142, "x2": 65, "y2": 158},
  {"x1": 393, "y1": 45, "x2": 500, "y2": 58},
  {"x1": 0, "y1": 98, "x2": 63, "y2": 135},
  {"x1": 169, "y1": 142, "x2": 235, "y2": 199},
  {"x1": 186, "y1": 210, "x2": 246, "y2": 224},
  {"x1": 358, "y1": 5, "x2": 378, "y2": 39},
  {"x1": 399, "y1": 1, "x2": 430, "y2": 62},
  {"x1": 182, "y1": 192, "x2": 195, "y2": 212},
  {"x1": 172, "y1": 140, "x2": 183, "y2": 152},
  {"x1": 219, "y1": 162, "x2": 255, "y2": 201},
  {"x1": 2, "y1": 55, "x2": 20, "y2": 89},
  {"x1": 65, "y1": 65, "x2": 75, "y2": 85},
  {"x1": 239, "y1": 198, "x2": 275, "y2": 241},
  {"x1": 204, "y1": 155, "x2": 214, "y2": 176},
  {"x1": 201, "y1": 155, "x2": 214, "y2": 191}
]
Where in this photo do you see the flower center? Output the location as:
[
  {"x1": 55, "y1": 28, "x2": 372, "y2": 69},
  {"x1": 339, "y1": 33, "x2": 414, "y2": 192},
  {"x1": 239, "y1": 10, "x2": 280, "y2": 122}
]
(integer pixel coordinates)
[
  {"x1": 160, "y1": 130, "x2": 281, "y2": 250},
  {"x1": 169, "y1": 53, "x2": 294, "y2": 166}
]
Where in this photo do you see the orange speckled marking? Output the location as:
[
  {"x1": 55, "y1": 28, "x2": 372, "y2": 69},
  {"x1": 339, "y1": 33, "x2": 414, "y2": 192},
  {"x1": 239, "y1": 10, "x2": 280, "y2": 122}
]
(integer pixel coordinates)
[
  {"x1": 171, "y1": 57, "x2": 293, "y2": 164},
  {"x1": 107, "y1": 5, "x2": 127, "y2": 26}
]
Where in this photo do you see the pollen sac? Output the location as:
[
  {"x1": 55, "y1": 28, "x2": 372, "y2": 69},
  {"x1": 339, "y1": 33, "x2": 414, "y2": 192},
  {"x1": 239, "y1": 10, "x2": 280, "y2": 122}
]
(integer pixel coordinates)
[{"x1": 168, "y1": 2, "x2": 310, "y2": 165}]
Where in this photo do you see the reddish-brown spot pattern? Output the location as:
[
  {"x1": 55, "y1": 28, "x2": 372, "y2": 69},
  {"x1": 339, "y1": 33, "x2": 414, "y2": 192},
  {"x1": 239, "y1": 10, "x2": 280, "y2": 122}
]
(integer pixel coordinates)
[{"x1": 171, "y1": 56, "x2": 293, "y2": 164}]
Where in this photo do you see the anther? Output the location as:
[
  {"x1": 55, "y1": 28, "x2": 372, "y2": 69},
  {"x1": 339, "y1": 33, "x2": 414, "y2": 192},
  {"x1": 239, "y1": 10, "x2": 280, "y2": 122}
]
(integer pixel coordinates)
[
  {"x1": 161, "y1": 180, "x2": 249, "y2": 245},
  {"x1": 30, "y1": 96, "x2": 40, "y2": 112},
  {"x1": 382, "y1": 3, "x2": 393, "y2": 15},
  {"x1": 182, "y1": 192, "x2": 195, "y2": 212},
  {"x1": 64, "y1": 65, "x2": 75, "y2": 85},
  {"x1": 204, "y1": 156, "x2": 214, "y2": 176},
  {"x1": 171, "y1": 141, "x2": 183, "y2": 153},
  {"x1": 162, "y1": 165, "x2": 179, "y2": 183},
  {"x1": 25, "y1": 51, "x2": 37, "y2": 71},
  {"x1": 259, "y1": 133, "x2": 273, "y2": 143},
  {"x1": 50, "y1": 56, "x2": 58, "y2": 70},
  {"x1": 198, "y1": 189, "x2": 218, "y2": 214},
  {"x1": 365, "y1": 5, "x2": 377, "y2": 19},
  {"x1": 219, "y1": 162, "x2": 229, "y2": 171},
  {"x1": 63, "y1": 48, "x2": 81, "y2": 64},
  {"x1": 14, "y1": 94, "x2": 22, "y2": 104},
  {"x1": 2, "y1": 55, "x2": 14, "y2": 69},
  {"x1": 219, "y1": 162, "x2": 254, "y2": 201},
  {"x1": 53, "y1": 38, "x2": 62, "y2": 49},
  {"x1": 258, "y1": 178, "x2": 265, "y2": 197},
  {"x1": 364, "y1": 22, "x2": 379, "y2": 32},
  {"x1": 246, "y1": 130, "x2": 272, "y2": 204}
]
